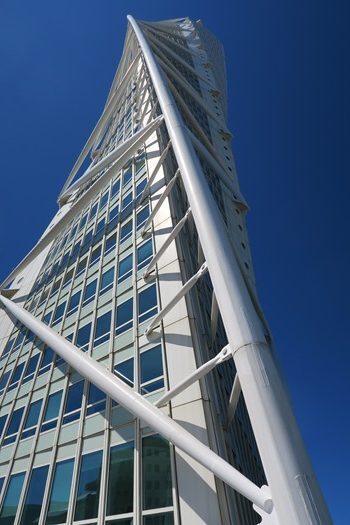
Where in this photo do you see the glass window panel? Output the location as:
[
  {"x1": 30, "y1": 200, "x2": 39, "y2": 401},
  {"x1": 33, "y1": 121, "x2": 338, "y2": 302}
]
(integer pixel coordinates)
[
  {"x1": 120, "y1": 221, "x2": 132, "y2": 243},
  {"x1": 138, "y1": 285, "x2": 158, "y2": 324},
  {"x1": 90, "y1": 246, "x2": 102, "y2": 266},
  {"x1": 143, "y1": 513, "x2": 174, "y2": 525},
  {"x1": 115, "y1": 298, "x2": 133, "y2": 335},
  {"x1": 96, "y1": 216, "x2": 105, "y2": 233},
  {"x1": 111, "y1": 178, "x2": 121, "y2": 197},
  {"x1": 83, "y1": 280, "x2": 97, "y2": 305},
  {"x1": 122, "y1": 191, "x2": 133, "y2": 211},
  {"x1": 8, "y1": 362, "x2": 25, "y2": 386},
  {"x1": 136, "y1": 178, "x2": 147, "y2": 198},
  {"x1": 19, "y1": 465, "x2": 48, "y2": 525},
  {"x1": 94, "y1": 311, "x2": 112, "y2": 346},
  {"x1": 87, "y1": 383, "x2": 106, "y2": 405},
  {"x1": 43, "y1": 391, "x2": 62, "y2": 422},
  {"x1": 108, "y1": 204, "x2": 119, "y2": 222},
  {"x1": 0, "y1": 415, "x2": 7, "y2": 439},
  {"x1": 76, "y1": 322, "x2": 92, "y2": 352},
  {"x1": 106, "y1": 441, "x2": 134, "y2": 516},
  {"x1": 0, "y1": 478, "x2": 4, "y2": 495},
  {"x1": 100, "y1": 191, "x2": 109, "y2": 209},
  {"x1": 140, "y1": 346, "x2": 163, "y2": 384},
  {"x1": 88, "y1": 202, "x2": 98, "y2": 221},
  {"x1": 136, "y1": 206, "x2": 150, "y2": 230},
  {"x1": 142, "y1": 435, "x2": 172, "y2": 510},
  {"x1": 123, "y1": 165, "x2": 133, "y2": 186},
  {"x1": 52, "y1": 301, "x2": 66, "y2": 324},
  {"x1": 0, "y1": 472, "x2": 25, "y2": 524},
  {"x1": 101, "y1": 267, "x2": 114, "y2": 293},
  {"x1": 22, "y1": 353, "x2": 40, "y2": 382},
  {"x1": 118, "y1": 254, "x2": 133, "y2": 283},
  {"x1": 46, "y1": 458, "x2": 74, "y2": 525},
  {"x1": 74, "y1": 450, "x2": 103, "y2": 521},
  {"x1": 64, "y1": 381, "x2": 84, "y2": 415},
  {"x1": 67, "y1": 290, "x2": 81, "y2": 314},
  {"x1": 5, "y1": 406, "x2": 24, "y2": 438},
  {"x1": 137, "y1": 240, "x2": 153, "y2": 271},
  {"x1": 105, "y1": 234, "x2": 117, "y2": 254},
  {"x1": 23, "y1": 399, "x2": 42, "y2": 430},
  {"x1": 78, "y1": 213, "x2": 88, "y2": 231},
  {"x1": 0, "y1": 371, "x2": 11, "y2": 393},
  {"x1": 38, "y1": 347, "x2": 54, "y2": 375},
  {"x1": 77, "y1": 257, "x2": 88, "y2": 276},
  {"x1": 115, "y1": 358, "x2": 134, "y2": 387}
]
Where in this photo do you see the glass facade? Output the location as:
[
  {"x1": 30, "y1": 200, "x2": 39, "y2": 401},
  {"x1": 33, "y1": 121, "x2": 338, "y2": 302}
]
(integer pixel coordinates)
[{"x1": 0, "y1": 16, "x2": 266, "y2": 525}]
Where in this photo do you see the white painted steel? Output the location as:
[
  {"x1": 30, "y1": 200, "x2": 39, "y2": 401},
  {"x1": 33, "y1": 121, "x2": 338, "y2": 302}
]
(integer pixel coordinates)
[
  {"x1": 62, "y1": 115, "x2": 164, "y2": 199},
  {"x1": 128, "y1": 15, "x2": 332, "y2": 524},
  {"x1": 141, "y1": 169, "x2": 179, "y2": 236},
  {"x1": 0, "y1": 294, "x2": 271, "y2": 512},
  {"x1": 139, "y1": 140, "x2": 172, "y2": 204},
  {"x1": 155, "y1": 345, "x2": 231, "y2": 407},
  {"x1": 143, "y1": 208, "x2": 192, "y2": 278},
  {"x1": 145, "y1": 262, "x2": 208, "y2": 335}
]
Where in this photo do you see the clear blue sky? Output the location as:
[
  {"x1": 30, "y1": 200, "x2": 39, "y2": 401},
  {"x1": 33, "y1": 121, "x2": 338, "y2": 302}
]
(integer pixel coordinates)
[{"x1": 0, "y1": 1, "x2": 348, "y2": 522}]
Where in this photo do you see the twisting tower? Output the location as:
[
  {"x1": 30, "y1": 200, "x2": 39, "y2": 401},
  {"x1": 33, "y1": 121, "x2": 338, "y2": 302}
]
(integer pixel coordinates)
[{"x1": 0, "y1": 16, "x2": 331, "y2": 525}]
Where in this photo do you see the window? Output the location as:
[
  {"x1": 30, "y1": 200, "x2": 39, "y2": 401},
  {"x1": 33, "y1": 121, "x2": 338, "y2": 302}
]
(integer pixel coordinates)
[
  {"x1": 41, "y1": 390, "x2": 62, "y2": 433},
  {"x1": 122, "y1": 191, "x2": 133, "y2": 212},
  {"x1": 100, "y1": 267, "x2": 114, "y2": 295},
  {"x1": 21, "y1": 399, "x2": 43, "y2": 439},
  {"x1": 76, "y1": 257, "x2": 88, "y2": 277},
  {"x1": 115, "y1": 298, "x2": 133, "y2": 335},
  {"x1": 74, "y1": 450, "x2": 103, "y2": 521},
  {"x1": 46, "y1": 458, "x2": 74, "y2": 524},
  {"x1": 138, "y1": 285, "x2": 158, "y2": 324},
  {"x1": 90, "y1": 246, "x2": 102, "y2": 267},
  {"x1": 78, "y1": 213, "x2": 88, "y2": 231},
  {"x1": 140, "y1": 346, "x2": 164, "y2": 394},
  {"x1": 51, "y1": 278, "x2": 61, "y2": 296},
  {"x1": 83, "y1": 279, "x2": 97, "y2": 307},
  {"x1": 86, "y1": 383, "x2": 106, "y2": 416},
  {"x1": 120, "y1": 220, "x2": 132, "y2": 243},
  {"x1": 76, "y1": 322, "x2": 92, "y2": 352},
  {"x1": 52, "y1": 301, "x2": 66, "y2": 325},
  {"x1": 96, "y1": 216, "x2": 105, "y2": 234},
  {"x1": 123, "y1": 164, "x2": 133, "y2": 186},
  {"x1": 142, "y1": 435, "x2": 172, "y2": 510},
  {"x1": 136, "y1": 177, "x2": 147, "y2": 198},
  {"x1": 38, "y1": 347, "x2": 54, "y2": 376},
  {"x1": 111, "y1": 178, "x2": 121, "y2": 197},
  {"x1": 0, "y1": 415, "x2": 7, "y2": 440},
  {"x1": 0, "y1": 371, "x2": 11, "y2": 395},
  {"x1": 106, "y1": 442, "x2": 134, "y2": 516},
  {"x1": 19, "y1": 465, "x2": 48, "y2": 525},
  {"x1": 137, "y1": 240, "x2": 153, "y2": 271},
  {"x1": 63, "y1": 380, "x2": 84, "y2": 425},
  {"x1": 143, "y1": 513, "x2": 174, "y2": 525},
  {"x1": 1, "y1": 336, "x2": 15, "y2": 358},
  {"x1": 88, "y1": 202, "x2": 98, "y2": 221},
  {"x1": 7, "y1": 362, "x2": 25, "y2": 392},
  {"x1": 115, "y1": 358, "x2": 134, "y2": 387},
  {"x1": 105, "y1": 233, "x2": 117, "y2": 255},
  {"x1": 0, "y1": 472, "x2": 25, "y2": 524},
  {"x1": 62, "y1": 268, "x2": 74, "y2": 287},
  {"x1": 136, "y1": 206, "x2": 150, "y2": 231},
  {"x1": 3, "y1": 406, "x2": 25, "y2": 445},
  {"x1": 94, "y1": 311, "x2": 112, "y2": 347},
  {"x1": 22, "y1": 353, "x2": 40, "y2": 384},
  {"x1": 83, "y1": 228, "x2": 93, "y2": 247},
  {"x1": 67, "y1": 290, "x2": 81, "y2": 316},
  {"x1": 108, "y1": 204, "x2": 119, "y2": 223},
  {"x1": 118, "y1": 253, "x2": 133, "y2": 283},
  {"x1": 100, "y1": 190, "x2": 109, "y2": 209}
]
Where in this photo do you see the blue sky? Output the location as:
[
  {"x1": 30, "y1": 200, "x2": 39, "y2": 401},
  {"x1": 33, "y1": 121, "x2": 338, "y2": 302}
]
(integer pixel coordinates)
[{"x1": 0, "y1": 1, "x2": 348, "y2": 521}]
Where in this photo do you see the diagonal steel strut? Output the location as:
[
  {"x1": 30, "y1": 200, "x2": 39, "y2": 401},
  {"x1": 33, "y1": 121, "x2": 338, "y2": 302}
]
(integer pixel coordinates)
[{"x1": 0, "y1": 293, "x2": 272, "y2": 513}]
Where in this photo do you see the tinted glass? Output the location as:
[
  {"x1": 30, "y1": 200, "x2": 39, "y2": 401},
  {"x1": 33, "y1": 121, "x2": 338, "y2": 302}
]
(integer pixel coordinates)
[
  {"x1": 142, "y1": 435, "x2": 172, "y2": 510},
  {"x1": 44, "y1": 391, "x2": 62, "y2": 421},
  {"x1": 107, "y1": 442, "x2": 134, "y2": 515},
  {"x1": 0, "y1": 472, "x2": 25, "y2": 524},
  {"x1": 105, "y1": 234, "x2": 116, "y2": 253},
  {"x1": 101, "y1": 267, "x2": 114, "y2": 290},
  {"x1": 141, "y1": 346, "x2": 163, "y2": 384},
  {"x1": 9, "y1": 362, "x2": 25, "y2": 385},
  {"x1": 143, "y1": 514, "x2": 174, "y2": 525},
  {"x1": 76, "y1": 323, "x2": 91, "y2": 350},
  {"x1": 68, "y1": 290, "x2": 81, "y2": 312},
  {"x1": 115, "y1": 359, "x2": 134, "y2": 386},
  {"x1": 84, "y1": 280, "x2": 97, "y2": 302},
  {"x1": 74, "y1": 450, "x2": 103, "y2": 520},
  {"x1": 137, "y1": 240, "x2": 153, "y2": 269},
  {"x1": 136, "y1": 206, "x2": 149, "y2": 229},
  {"x1": 118, "y1": 254, "x2": 133, "y2": 281},
  {"x1": 19, "y1": 465, "x2": 48, "y2": 525},
  {"x1": 139, "y1": 285, "x2": 157, "y2": 322},
  {"x1": 64, "y1": 381, "x2": 84, "y2": 414},
  {"x1": 46, "y1": 458, "x2": 74, "y2": 525},
  {"x1": 5, "y1": 407, "x2": 24, "y2": 436},
  {"x1": 52, "y1": 302, "x2": 66, "y2": 323},
  {"x1": 0, "y1": 371, "x2": 10, "y2": 391},
  {"x1": 95, "y1": 311, "x2": 111, "y2": 340},
  {"x1": 23, "y1": 399, "x2": 42, "y2": 429},
  {"x1": 115, "y1": 298, "x2": 133, "y2": 335},
  {"x1": 120, "y1": 221, "x2": 132, "y2": 242},
  {"x1": 0, "y1": 415, "x2": 7, "y2": 439},
  {"x1": 23, "y1": 354, "x2": 40, "y2": 378}
]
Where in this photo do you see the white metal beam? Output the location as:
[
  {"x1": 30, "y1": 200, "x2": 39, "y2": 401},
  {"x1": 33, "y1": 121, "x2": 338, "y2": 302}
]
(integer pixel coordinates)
[
  {"x1": 0, "y1": 293, "x2": 272, "y2": 513},
  {"x1": 156, "y1": 345, "x2": 231, "y2": 407}
]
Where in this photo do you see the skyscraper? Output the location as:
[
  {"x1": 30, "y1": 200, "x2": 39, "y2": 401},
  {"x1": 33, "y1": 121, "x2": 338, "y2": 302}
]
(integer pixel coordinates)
[{"x1": 0, "y1": 16, "x2": 331, "y2": 525}]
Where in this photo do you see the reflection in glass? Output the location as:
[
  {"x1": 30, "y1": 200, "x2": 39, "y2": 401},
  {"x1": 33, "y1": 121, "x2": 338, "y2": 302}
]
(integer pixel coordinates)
[
  {"x1": 142, "y1": 435, "x2": 172, "y2": 510},
  {"x1": 46, "y1": 458, "x2": 74, "y2": 524},
  {"x1": 74, "y1": 450, "x2": 103, "y2": 521},
  {"x1": 107, "y1": 441, "x2": 134, "y2": 516},
  {"x1": 0, "y1": 472, "x2": 25, "y2": 525},
  {"x1": 19, "y1": 465, "x2": 48, "y2": 525}
]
